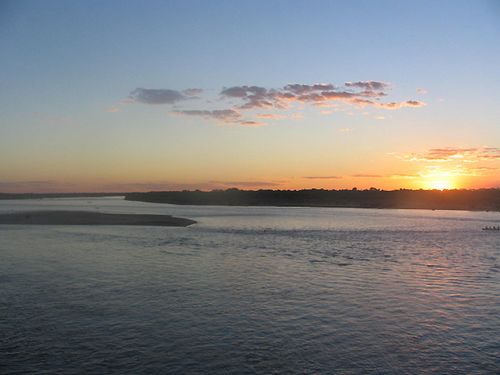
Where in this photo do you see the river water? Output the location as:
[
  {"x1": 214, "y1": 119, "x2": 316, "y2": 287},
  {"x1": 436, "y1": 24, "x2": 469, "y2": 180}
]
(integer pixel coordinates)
[{"x1": 1, "y1": 197, "x2": 499, "y2": 373}]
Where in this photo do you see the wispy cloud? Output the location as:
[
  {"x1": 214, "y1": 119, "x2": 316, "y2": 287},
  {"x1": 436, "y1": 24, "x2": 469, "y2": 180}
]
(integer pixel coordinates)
[
  {"x1": 101, "y1": 179, "x2": 283, "y2": 191},
  {"x1": 283, "y1": 83, "x2": 336, "y2": 95},
  {"x1": 303, "y1": 176, "x2": 342, "y2": 180},
  {"x1": 239, "y1": 120, "x2": 266, "y2": 127},
  {"x1": 345, "y1": 81, "x2": 390, "y2": 91},
  {"x1": 255, "y1": 113, "x2": 287, "y2": 120},
  {"x1": 209, "y1": 180, "x2": 282, "y2": 188},
  {"x1": 173, "y1": 109, "x2": 242, "y2": 123},
  {"x1": 376, "y1": 100, "x2": 426, "y2": 110},
  {"x1": 419, "y1": 165, "x2": 498, "y2": 178},
  {"x1": 392, "y1": 147, "x2": 500, "y2": 181},
  {"x1": 399, "y1": 147, "x2": 500, "y2": 162},
  {"x1": 183, "y1": 88, "x2": 203, "y2": 97},
  {"x1": 173, "y1": 109, "x2": 268, "y2": 127},
  {"x1": 352, "y1": 174, "x2": 383, "y2": 178},
  {"x1": 389, "y1": 174, "x2": 419, "y2": 179},
  {"x1": 130, "y1": 88, "x2": 192, "y2": 104}
]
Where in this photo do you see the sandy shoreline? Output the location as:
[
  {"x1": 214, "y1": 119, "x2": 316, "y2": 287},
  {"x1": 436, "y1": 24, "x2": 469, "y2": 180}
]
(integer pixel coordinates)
[{"x1": 0, "y1": 210, "x2": 196, "y2": 227}]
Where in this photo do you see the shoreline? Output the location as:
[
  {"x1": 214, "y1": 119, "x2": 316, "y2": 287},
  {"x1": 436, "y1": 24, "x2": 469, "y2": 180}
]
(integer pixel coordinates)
[
  {"x1": 124, "y1": 189, "x2": 500, "y2": 213},
  {"x1": 0, "y1": 210, "x2": 196, "y2": 227}
]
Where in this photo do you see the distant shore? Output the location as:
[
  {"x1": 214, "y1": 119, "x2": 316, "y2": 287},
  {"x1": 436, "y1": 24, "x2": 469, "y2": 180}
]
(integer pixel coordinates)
[
  {"x1": 124, "y1": 189, "x2": 500, "y2": 212},
  {"x1": 1, "y1": 189, "x2": 499, "y2": 212},
  {"x1": 0, "y1": 211, "x2": 196, "y2": 227}
]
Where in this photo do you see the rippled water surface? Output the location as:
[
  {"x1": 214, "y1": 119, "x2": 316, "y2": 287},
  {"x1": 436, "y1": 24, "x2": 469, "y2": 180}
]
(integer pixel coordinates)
[{"x1": 1, "y1": 197, "x2": 499, "y2": 374}]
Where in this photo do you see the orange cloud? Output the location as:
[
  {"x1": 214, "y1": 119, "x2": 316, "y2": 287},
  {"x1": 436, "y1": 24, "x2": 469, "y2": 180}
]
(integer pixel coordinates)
[
  {"x1": 399, "y1": 147, "x2": 500, "y2": 163},
  {"x1": 255, "y1": 113, "x2": 287, "y2": 120},
  {"x1": 239, "y1": 120, "x2": 267, "y2": 127},
  {"x1": 352, "y1": 174, "x2": 383, "y2": 178},
  {"x1": 303, "y1": 176, "x2": 342, "y2": 180}
]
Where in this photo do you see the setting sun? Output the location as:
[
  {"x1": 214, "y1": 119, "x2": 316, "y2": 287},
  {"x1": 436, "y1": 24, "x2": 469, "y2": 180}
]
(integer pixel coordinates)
[{"x1": 426, "y1": 180, "x2": 454, "y2": 190}]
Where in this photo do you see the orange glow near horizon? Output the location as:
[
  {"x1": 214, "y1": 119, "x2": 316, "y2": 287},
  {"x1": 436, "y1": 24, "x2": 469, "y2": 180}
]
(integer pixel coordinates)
[{"x1": 2, "y1": 152, "x2": 499, "y2": 193}]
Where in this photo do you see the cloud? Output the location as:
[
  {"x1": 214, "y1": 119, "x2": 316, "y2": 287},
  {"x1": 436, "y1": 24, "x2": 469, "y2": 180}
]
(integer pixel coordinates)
[
  {"x1": 101, "y1": 180, "x2": 282, "y2": 191},
  {"x1": 389, "y1": 174, "x2": 419, "y2": 179},
  {"x1": 129, "y1": 88, "x2": 188, "y2": 104},
  {"x1": 399, "y1": 147, "x2": 500, "y2": 163},
  {"x1": 183, "y1": 88, "x2": 203, "y2": 96},
  {"x1": 209, "y1": 180, "x2": 282, "y2": 188},
  {"x1": 239, "y1": 120, "x2": 267, "y2": 127},
  {"x1": 283, "y1": 83, "x2": 335, "y2": 95},
  {"x1": 100, "y1": 180, "x2": 248, "y2": 192},
  {"x1": 352, "y1": 174, "x2": 383, "y2": 178},
  {"x1": 303, "y1": 176, "x2": 342, "y2": 180},
  {"x1": 419, "y1": 165, "x2": 498, "y2": 178},
  {"x1": 392, "y1": 147, "x2": 500, "y2": 180},
  {"x1": 173, "y1": 109, "x2": 268, "y2": 127},
  {"x1": 345, "y1": 81, "x2": 390, "y2": 91},
  {"x1": 256, "y1": 113, "x2": 287, "y2": 120},
  {"x1": 220, "y1": 85, "x2": 277, "y2": 110},
  {"x1": 353, "y1": 99, "x2": 426, "y2": 110},
  {"x1": 416, "y1": 88, "x2": 427, "y2": 94},
  {"x1": 220, "y1": 86, "x2": 267, "y2": 98},
  {"x1": 106, "y1": 106, "x2": 120, "y2": 113},
  {"x1": 217, "y1": 82, "x2": 397, "y2": 111},
  {"x1": 173, "y1": 109, "x2": 242, "y2": 123},
  {"x1": 129, "y1": 80, "x2": 425, "y2": 125}
]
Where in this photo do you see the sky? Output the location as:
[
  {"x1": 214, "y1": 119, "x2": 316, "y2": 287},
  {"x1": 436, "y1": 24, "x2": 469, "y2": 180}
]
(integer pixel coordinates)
[{"x1": 1, "y1": 0, "x2": 499, "y2": 193}]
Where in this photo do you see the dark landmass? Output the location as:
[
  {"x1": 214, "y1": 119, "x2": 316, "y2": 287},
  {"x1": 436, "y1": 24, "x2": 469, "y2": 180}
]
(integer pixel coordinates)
[
  {"x1": 0, "y1": 192, "x2": 124, "y2": 200},
  {"x1": 125, "y1": 188, "x2": 500, "y2": 212},
  {"x1": 0, "y1": 211, "x2": 196, "y2": 227}
]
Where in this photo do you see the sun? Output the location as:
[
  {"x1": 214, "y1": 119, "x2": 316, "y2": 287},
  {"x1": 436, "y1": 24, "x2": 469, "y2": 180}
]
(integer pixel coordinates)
[
  {"x1": 419, "y1": 168, "x2": 458, "y2": 190},
  {"x1": 429, "y1": 180, "x2": 452, "y2": 190},
  {"x1": 424, "y1": 179, "x2": 455, "y2": 190}
]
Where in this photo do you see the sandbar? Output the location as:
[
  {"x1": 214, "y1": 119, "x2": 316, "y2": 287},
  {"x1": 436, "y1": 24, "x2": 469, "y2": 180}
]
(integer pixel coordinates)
[{"x1": 0, "y1": 210, "x2": 196, "y2": 227}]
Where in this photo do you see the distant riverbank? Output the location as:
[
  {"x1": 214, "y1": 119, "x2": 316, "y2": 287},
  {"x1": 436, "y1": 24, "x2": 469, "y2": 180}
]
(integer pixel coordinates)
[
  {"x1": 125, "y1": 188, "x2": 500, "y2": 212},
  {"x1": 2, "y1": 189, "x2": 499, "y2": 212}
]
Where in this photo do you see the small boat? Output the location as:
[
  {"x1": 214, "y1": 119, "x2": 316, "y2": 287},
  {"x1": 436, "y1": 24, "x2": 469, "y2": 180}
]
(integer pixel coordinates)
[{"x1": 482, "y1": 226, "x2": 500, "y2": 231}]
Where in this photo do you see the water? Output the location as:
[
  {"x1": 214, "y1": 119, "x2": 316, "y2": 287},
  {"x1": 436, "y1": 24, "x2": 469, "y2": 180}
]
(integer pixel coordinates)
[{"x1": 1, "y1": 197, "x2": 499, "y2": 374}]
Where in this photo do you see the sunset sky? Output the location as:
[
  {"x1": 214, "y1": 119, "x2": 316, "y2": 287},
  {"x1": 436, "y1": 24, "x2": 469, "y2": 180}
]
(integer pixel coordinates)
[{"x1": 1, "y1": 0, "x2": 499, "y2": 192}]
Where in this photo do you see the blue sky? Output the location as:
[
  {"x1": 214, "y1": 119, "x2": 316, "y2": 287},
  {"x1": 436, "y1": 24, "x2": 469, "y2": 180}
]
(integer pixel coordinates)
[{"x1": 1, "y1": 0, "x2": 499, "y2": 192}]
